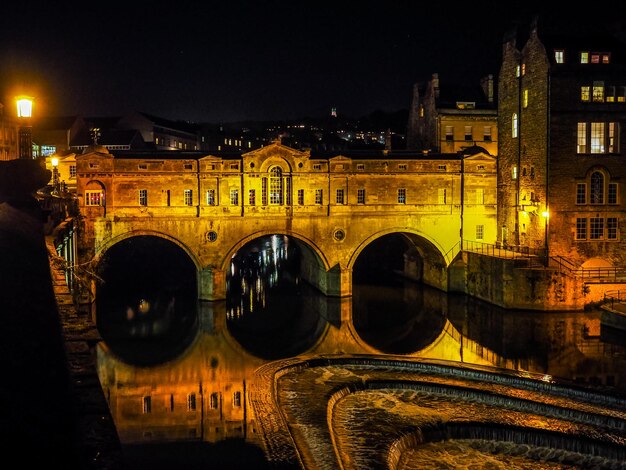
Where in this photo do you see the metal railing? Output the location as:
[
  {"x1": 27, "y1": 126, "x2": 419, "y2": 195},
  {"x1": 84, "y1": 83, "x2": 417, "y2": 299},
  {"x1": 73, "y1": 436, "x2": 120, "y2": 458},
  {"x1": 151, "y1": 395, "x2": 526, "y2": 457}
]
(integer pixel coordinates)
[
  {"x1": 603, "y1": 290, "x2": 626, "y2": 309},
  {"x1": 462, "y1": 239, "x2": 546, "y2": 262}
]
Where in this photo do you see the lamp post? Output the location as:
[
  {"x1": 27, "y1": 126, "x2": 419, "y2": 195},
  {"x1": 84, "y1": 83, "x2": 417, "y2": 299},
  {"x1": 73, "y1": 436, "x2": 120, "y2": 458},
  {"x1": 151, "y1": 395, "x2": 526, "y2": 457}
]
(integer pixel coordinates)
[
  {"x1": 542, "y1": 209, "x2": 549, "y2": 263},
  {"x1": 16, "y1": 96, "x2": 34, "y2": 159}
]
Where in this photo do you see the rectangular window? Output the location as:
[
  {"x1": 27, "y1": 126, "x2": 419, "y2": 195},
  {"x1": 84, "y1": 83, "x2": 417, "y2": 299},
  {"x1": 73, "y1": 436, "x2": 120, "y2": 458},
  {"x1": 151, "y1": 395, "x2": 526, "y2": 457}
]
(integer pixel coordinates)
[
  {"x1": 313, "y1": 164, "x2": 322, "y2": 170},
  {"x1": 248, "y1": 189, "x2": 256, "y2": 205},
  {"x1": 233, "y1": 391, "x2": 242, "y2": 407},
  {"x1": 576, "y1": 218, "x2": 587, "y2": 239},
  {"x1": 609, "y1": 183, "x2": 618, "y2": 204},
  {"x1": 230, "y1": 189, "x2": 239, "y2": 205},
  {"x1": 618, "y1": 87, "x2": 626, "y2": 102},
  {"x1": 184, "y1": 189, "x2": 193, "y2": 206},
  {"x1": 576, "y1": 183, "x2": 586, "y2": 204},
  {"x1": 475, "y1": 188, "x2": 484, "y2": 204},
  {"x1": 608, "y1": 217, "x2": 618, "y2": 239},
  {"x1": 398, "y1": 164, "x2": 407, "y2": 170},
  {"x1": 184, "y1": 163, "x2": 193, "y2": 170},
  {"x1": 187, "y1": 393, "x2": 197, "y2": 411},
  {"x1": 577, "y1": 123, "x2": 587, "y2": 153},
  {"x1": 464, "y1": 126, "x2": 472, "y2": 141},
  {"x1": 357, "y1": 188, "x2": 365, "y2": 204},
  {"x1": 608, "y1": 122, "x2": 617, "y2": 153},
  {"x1": 398, "y1": 188, "x2": 406, "y2": 204},
  {"x1": 591, "y1": 53, "x2": 600, "y2": 64},
  {"x1": 438, "y1": 188, "x2": 447, "y2": 204},
  {"x1": 315, "y1": 189, "x2": 323, "y2": 205},
  {"x1": 581, "y1": 86, "x2": 590, "y2": 102},
  {"x1": 336, "y1": 188, "x2": 345, "y2": 204},
  {"x1": 483, "y1": 126, "x2": 492, "y2": 141},
  {"x1": 445, "y1": 126, "x2": 453, "y2": 141},
  {"x1": 590, "y1": 122, "x2": 605, "y2": 153},
  {"x1": 69, "y1": 165, "x2": 76, "y2": 178},
  {"x1": 515, "y1": 65, "x2": 521, "y2": 77},
  {"x1": 261, "y1": 178, "x2": 268, "y2": 205},
  {"x1": 523, "y1": 89, "x2": 529, "y2": 108},
  {"x1": 606, "y1": 86, "x2": 615, "y2": 102},
  {"x1": 356, "y1": 164, "x2": 365, "y2": 170},
  {"x1": 512, "y1": 113, "x2": 518, "y2": 138},
  {"x1": 603, "y1": 53, "x2": 610, "y2": 64},
  {"x1": 554, "y1": 50, "x2": 564, "y2": 63},
  {"x1": 285, "y1": 178, "x2": 292, "y2": 205},
  {"x1": 476, "y1": 225, "x2": 484, "y2": 240},
  {"x1": 229, "y1": 163, "x2": 239, "y2": 170},
  {"x1": 85, "y1": 190, "x2": 104, "y2": 206},
  {"x1": 590, "y1": 217, "x2": 604, "y2": 239},
  {"x1": 512, "y1": 166, "x2": 518, "y2": 180},
  {"x1": 206, "y1": 189, "x2": 216, "y2": 205},
  {"x1": 139, "y1": 189, "x2": 147, "y2": 206},
  {"x1": 438, "y1": 165, "x2": 447, "y2": 171},
  {"x1": 210, "y1": 393, "x2": 219, "y2": 409},
  {"x1": 592, "y1": 81, "x2": 604, "y2": 102},
  {"x1": 297, "y1": 189, "x2": 304, "y2": 205},
  {"x1": 581, "y1": 51, "x2": 589, "y2": 64},
  {"x1": 165, "y1": 190, "x2": 171, "y2": 207},
  {"x1": 143, "y1": 396, "x2": 152, "y2": 414}
]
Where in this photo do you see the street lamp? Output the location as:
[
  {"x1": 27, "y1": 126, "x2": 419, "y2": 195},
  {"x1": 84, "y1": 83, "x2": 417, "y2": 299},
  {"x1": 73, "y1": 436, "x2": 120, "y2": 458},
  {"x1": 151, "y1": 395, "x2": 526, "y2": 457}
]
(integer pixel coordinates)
[{"x1": 16, "y1": 95, "x2": 34, "y2": 159}]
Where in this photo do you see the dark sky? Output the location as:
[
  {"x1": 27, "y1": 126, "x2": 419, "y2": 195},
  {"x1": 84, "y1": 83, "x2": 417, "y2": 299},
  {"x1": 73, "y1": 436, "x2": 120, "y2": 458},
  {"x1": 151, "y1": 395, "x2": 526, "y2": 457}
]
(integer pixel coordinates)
[{"x1": 0, "y1": 1, "x2": 615, "y2": 123}]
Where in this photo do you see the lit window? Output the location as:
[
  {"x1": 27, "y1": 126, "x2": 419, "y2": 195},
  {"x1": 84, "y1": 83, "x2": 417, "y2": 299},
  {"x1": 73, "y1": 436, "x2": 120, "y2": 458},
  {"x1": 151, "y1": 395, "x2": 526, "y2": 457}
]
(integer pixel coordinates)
[
  {"x1": 483, "y1": 126, "x2": 492, "y2": 141},
  {"x1": 445, "y1": 126, "x2": 453, "y2": 141},
  {"x1": 576, "y1": 218, "x2": 587, "y2": 239},
  {"x1": 606, "y1": 86, "x2": 615, "y2": 102},
  {"x1": 608, "y1": 122, "x2": 617, "y2": 152},
  {"x1": 438, "y1": 188, "x2": 447, "y2": 204},
  {"x1": 591, "y1": 54, "x2": 600, "y2": 64},
  {"x1": 590, "y1": 122, "x2": 605, "y2": 153},
  {"x1": 576, "y1": 183, "x2": 586, "y2": 204},
  {"x1": 476, "y1": 225, "x2": 484, "y2": 240},
  {"x1": 139, "y1": 189, "x2": 147, "y2": 206},
  {"x1": 523, "y1": 89, "x2": 529, "y2": 108},
  {"x1": 230, "y1": 189, "x2": 239, "y2": 205},
  {"x1": 602, "y1": 54, "x2": 610, "y2": 64},
  {"x1": 581, "y1": 52, "x2": 589, "y2": 64},
  {"x1": 297, "y1": 189, "x2": 304, "y2": 205},
  {"x1": 248, "y1": 189, "x2": 256, "y2": 205},
  {"x1": 577, "y1": 123, "x2": 587, "y2": 153},
  {"x1": 85, "y1": 190, "x2": 104, "y2": 206},
  {"x1": 187, "y1": 393, "x2": 197, "y2": 411},
  {"x1": 357, "y1": 188, "x2": 365, "y2": 204},
  {"x1": 590, "y1": 217, "x2": 604, "y2": 239},
  {"x1": 206, "y1": 189, "x2": 216, "y2": 205},
  {"x1": 336, "y1": 188, "x2": 345, "y2": 204},
  {"x1": 512, "y1": 113, "x2": 518, "y2": 138},
  {"x1": 592, "y1": 81, "x2": 604, "y2": 102},
  {"x1": 581, "y1": 86, "x2": 590, "y2": 102},
  {"x1": 515, "y1": 65, "x2": 521, "y2": 77},
  {"x1": 554, "y1": 50, "x2": 564, "y2": 63},
  {"x1": 269, "y1": 167, "x2": 283, "y2": 204},
  {"x1": 315, "y1": 189, "x2": 323, "y2": 205},
  {"x1": 69, "y1": 165, "x2": 76, "y2": 178},
  {"x1": 512, "y1": 166, "x2": 518, "y2": 180},
  {"x1": 521, "y1": 63, "x2": 526, "y2": 75},
  {"x1": 464, "y1": 126, "x2": 472, "y2": 141},
  {"x1": 184, "y1": 189, "x2": 193, "y2": 206},
  {"x1": 398, "y1": 188, "x2": 406, "y2": 204}
]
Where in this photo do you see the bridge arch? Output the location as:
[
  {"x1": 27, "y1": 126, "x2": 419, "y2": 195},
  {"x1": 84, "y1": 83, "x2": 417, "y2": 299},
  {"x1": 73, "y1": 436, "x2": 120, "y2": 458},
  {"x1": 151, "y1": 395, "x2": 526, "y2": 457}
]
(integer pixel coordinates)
[{"x1": 349, "y1": 228, "x2": 450, "y2": 291}]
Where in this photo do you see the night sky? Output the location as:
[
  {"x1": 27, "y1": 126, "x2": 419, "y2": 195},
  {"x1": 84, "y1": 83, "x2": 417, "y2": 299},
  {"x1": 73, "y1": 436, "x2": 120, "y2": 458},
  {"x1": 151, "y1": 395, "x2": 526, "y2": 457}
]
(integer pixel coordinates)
[{"x1": 0, "y1": 1, "x2": 617, "y2": 123}]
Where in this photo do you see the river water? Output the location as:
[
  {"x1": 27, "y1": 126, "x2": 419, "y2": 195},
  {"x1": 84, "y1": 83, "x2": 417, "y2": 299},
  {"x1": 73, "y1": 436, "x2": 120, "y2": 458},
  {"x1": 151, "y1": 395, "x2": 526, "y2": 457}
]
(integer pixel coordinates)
[{"x1": 94, "y1": 234, "x2": 626, "y2": 468}]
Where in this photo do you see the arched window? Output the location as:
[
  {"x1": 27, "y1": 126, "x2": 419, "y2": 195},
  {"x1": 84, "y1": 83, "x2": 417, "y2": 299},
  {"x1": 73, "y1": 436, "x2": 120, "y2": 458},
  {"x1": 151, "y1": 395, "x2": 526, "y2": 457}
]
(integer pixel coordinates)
[
  {"x1": 512, "y1": 113, "x2": 518, "y2": 138},
  {"x1": 590, "y1": 171, "x2": 604, "y2": 204},
  {"x1": 269, "y1": 167, "x2": 283, "y2": 204}
]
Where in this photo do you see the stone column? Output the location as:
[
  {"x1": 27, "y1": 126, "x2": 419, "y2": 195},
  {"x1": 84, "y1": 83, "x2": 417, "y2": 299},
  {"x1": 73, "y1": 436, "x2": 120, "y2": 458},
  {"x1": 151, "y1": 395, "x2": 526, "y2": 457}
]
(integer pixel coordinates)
[{"x1": 198, "y1": 267, "x2": 227, "y2": 301}]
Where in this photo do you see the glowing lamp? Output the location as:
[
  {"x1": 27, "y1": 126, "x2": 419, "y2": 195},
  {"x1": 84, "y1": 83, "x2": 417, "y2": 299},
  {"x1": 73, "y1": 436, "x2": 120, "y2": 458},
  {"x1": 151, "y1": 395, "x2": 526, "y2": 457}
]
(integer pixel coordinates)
[
  {"x1": 16, "y1": 96, "x2": 33, "y2": 118},
  {"x1": 51, "y1": 156, "x2": 59, "y2": 167},
  {"x1": 542, "y1": 210, "x2": 549, "y2": 218}
]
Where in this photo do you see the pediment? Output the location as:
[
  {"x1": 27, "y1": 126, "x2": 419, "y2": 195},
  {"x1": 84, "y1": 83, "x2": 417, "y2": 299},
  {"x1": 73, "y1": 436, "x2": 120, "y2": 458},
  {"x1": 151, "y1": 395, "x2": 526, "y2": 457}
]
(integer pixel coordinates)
[{"x1": 242, "y1": 141, "x2": 310, "y2": 159}]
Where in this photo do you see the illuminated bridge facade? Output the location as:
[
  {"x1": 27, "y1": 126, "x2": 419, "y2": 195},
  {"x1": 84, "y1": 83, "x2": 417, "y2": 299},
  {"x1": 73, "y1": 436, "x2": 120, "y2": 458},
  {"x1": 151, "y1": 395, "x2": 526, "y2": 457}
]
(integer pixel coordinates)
[{"x1": 76, "y1": 142, "x2": 497, "y2": 300}]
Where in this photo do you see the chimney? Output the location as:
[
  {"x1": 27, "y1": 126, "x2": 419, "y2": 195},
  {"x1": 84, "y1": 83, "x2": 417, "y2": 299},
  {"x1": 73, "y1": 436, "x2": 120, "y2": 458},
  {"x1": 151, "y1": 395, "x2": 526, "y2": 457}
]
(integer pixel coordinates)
[
  {"x1": 480, "y1": 74, "x2": 494, "y2": 103},
  {"x1": 432, "y1": 73, "x2": 440, "y2": 98}
]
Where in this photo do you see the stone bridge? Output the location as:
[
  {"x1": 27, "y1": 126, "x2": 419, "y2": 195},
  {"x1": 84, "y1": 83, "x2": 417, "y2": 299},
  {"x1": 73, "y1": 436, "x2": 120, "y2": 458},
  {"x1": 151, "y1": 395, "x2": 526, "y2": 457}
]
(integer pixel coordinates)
[{"x1": 75, "y1": 142, "x2": 497, "y2": 300}]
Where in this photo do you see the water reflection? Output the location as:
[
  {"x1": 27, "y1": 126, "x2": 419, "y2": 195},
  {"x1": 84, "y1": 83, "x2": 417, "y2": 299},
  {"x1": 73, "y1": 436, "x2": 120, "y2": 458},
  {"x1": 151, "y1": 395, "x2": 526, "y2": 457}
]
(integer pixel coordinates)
[{"x1": 95, "y1": 234, "x2": 626, "y2": 465}]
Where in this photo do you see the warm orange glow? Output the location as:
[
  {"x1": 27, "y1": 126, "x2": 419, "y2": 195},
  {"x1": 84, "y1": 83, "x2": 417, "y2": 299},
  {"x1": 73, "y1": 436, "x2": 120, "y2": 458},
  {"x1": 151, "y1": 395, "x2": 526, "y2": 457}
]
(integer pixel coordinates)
[
  {"x1": 542, "y1": 210, "x2": 550, "y2": 218},
  {"x1": 51, "y1": 157, "x2": 59, "y2": 167},
  {"x1": 16, "y1": 96, "x2": 34, "y2": 118}
]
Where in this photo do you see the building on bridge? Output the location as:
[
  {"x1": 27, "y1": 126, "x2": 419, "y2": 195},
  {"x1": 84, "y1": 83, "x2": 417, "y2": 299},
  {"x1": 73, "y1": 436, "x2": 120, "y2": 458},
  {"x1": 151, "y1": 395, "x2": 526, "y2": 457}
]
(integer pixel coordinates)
[{"x1": 75, "y1": 141, "x2": 497, "y2": 304}]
